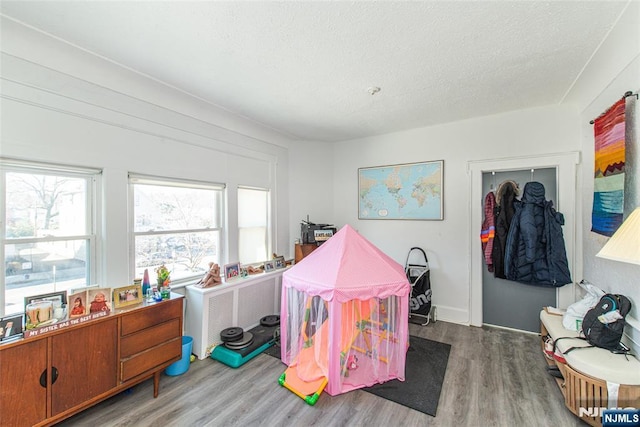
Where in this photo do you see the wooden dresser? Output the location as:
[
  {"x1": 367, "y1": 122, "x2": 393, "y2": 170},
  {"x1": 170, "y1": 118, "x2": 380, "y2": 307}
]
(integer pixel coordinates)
[
  {"x1": 0, "y1": 295, "x2": 183, "y2": 427},
  {"x1": 294, "y1": 243, "x2": 318, "y2": 264}
]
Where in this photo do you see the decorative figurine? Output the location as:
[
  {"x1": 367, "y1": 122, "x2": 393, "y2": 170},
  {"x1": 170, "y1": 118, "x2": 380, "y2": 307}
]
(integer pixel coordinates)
[{"x1": 194, "y1": 262, "x2": 222, "y2": 288}]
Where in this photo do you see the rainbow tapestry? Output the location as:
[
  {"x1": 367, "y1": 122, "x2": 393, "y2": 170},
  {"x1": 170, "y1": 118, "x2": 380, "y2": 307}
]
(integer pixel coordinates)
[{"x1": 592, "y1": 98, "x2": 625, "y2": 237}]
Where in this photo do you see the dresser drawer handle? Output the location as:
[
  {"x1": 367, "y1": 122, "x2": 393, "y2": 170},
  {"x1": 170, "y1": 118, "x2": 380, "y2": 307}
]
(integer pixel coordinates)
[{"x1": 39, "y1": 367, "x2": 59, "y2": 387}]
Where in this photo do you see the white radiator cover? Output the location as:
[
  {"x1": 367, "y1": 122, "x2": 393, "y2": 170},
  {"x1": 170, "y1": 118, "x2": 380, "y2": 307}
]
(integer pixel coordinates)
[{"x1": 185, "y1": 270, "x2": 284, "y2": 359}]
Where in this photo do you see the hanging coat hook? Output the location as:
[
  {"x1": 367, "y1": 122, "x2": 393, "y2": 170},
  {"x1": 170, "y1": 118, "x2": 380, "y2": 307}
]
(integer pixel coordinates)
[{"x1": 530, "y1": 169, "x2": 535, "y2": 182}]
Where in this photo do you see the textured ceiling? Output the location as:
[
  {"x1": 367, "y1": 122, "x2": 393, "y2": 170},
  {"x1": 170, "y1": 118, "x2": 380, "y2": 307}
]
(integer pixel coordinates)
[{"x1": 0, "y1": 1, "x2": 628, "y2": 142}]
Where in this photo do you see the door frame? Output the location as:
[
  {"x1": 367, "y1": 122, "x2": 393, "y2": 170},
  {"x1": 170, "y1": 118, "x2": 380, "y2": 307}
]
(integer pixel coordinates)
[{"x1": 468, "y1": 152, "x2": 581, "y2": 327}]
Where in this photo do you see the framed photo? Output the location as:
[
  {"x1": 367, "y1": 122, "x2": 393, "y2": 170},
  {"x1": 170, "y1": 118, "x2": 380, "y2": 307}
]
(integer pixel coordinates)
[
  {"x1": 87, "y1": 288, "x2": 112, "y2": 314},
  {"x1": 358, "y1": 160, "x2": 444, "y2": 220},
  {"x1": 224, "y1": 263, "x2": 241, "y2": 281},
  {"x1": 25, "y1": 290, "x2": 67, "y2": 307},
  {"x1": 0, "y1": 313, "x2": 24, "y2": 341},
  {"x1": 314, "y1": 229, "x2": 333, "y2": 242},
  {"x1": 68, "y1": 289, "x2": 88, "y2": 318},
  {"x1": 24, "y1": 291, "x2": 68, "y2": 329},
  {"x1": 274, "y1": 256, "x2": 286, "y2": 269},
  {"x1": 113, "y1": 284, "x2": 143, "y2": 309},
  {"x1": 264, "y1": 260, "x2": 276, "y2": 272}
]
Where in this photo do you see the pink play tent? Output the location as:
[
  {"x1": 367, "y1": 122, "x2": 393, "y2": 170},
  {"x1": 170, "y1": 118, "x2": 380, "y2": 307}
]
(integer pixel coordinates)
[{"x1": 280, "y1": 224, "x2": 410, "y2": 400}]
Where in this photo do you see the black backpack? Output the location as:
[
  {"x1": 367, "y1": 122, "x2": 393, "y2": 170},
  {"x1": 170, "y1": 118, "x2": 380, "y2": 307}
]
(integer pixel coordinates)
[{"x1": 581, "y1": 294, "x2": 632, "y2": 351}]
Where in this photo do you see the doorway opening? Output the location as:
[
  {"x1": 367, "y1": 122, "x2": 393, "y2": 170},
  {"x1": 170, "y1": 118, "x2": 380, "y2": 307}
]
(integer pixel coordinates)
[
  {"x1": 481, "y1": 168, "x2": 557, "y2": 332},
  {"x1": 468, "y1": 152, "x2": 580, "y2": 330}
]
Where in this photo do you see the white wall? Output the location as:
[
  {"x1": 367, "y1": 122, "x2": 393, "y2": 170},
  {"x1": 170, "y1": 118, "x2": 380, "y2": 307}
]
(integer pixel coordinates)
[
  {"x1": 0, "y1": 17, "x2": 292, "y2": 287},
  {"x1": 328, "y1": 105, "x2": 580, "y2": 324},
  {"x1": 564, "y1": 1, "x2": 640, "y2": 347},
  {"x1": 288, "y1": 140, "x2": 335, "y2": 249},
  {"x1": 293, "y1": 3, "x2": 639, "y2": 338}
]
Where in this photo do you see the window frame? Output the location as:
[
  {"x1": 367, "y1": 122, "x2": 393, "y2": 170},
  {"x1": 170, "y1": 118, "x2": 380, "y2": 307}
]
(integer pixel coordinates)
[
  {"x1": 0, "y1": 158, "x2": 100, "y2": 317},
  {"x1": 128, "y1": 174, "x2": 225, "y2": 287}
]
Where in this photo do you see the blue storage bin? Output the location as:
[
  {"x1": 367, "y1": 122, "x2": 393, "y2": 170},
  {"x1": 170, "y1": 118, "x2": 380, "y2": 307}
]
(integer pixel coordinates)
[{"x1": 165, "y1": 336, "x2": 193, "y2": 376}]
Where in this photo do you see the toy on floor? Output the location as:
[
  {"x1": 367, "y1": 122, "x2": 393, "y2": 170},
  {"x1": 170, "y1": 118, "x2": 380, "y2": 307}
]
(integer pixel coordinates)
[
  {"x1": 279, "y1": 297, "x2": 399, "y2": 404},
  {"x1": 210, "y1": 315, "x2": 280, "y2": 368},
  {"x1": 278, "y1": 298, "x2": 329, "y2": 405},
  {"x1": 278, "y1": 371, "x2": 328, "y2": 406},
  {"x1": 346, "y1": 355, "x2": 358, "y2": 370}
]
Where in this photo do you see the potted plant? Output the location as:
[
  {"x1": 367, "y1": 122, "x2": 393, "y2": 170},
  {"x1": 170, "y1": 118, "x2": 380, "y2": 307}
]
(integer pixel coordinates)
[{"x1": 155, "y1": 264, "x2": 171, "y2": 299}]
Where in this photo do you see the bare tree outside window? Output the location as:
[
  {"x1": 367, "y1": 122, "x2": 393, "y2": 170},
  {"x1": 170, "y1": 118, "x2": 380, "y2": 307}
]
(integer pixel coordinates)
[
  {"x1": 7, "y1": 173, "x2": 86, "y2": 237},
  {"x1": 2, "y1": 166, "x2": 96, "y2": 317},
  {"x1": 131, "y1": 177, "x2": 224, "y2": 284}
]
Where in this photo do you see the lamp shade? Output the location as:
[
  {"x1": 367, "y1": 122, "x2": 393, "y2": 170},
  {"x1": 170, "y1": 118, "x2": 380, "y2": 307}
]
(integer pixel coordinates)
[{"x1": 596, "y1": 207, "x2": 640, "y2": 265}]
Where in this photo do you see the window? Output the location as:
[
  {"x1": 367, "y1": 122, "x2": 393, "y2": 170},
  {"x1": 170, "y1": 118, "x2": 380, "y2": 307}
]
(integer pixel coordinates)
[
  {"x1": 1, "y1": 160, "x2": 99, "y2": 316},
  {"x1": 238, "y1": 187, "x2": 270, "y2": 264},
  {"x1": 130, "y1": 175, "x2": 224, "y2": 285}
]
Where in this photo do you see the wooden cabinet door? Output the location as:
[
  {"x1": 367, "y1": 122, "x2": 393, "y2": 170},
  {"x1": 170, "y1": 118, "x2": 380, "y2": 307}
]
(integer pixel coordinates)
[
  {"x1": 0, "y1": 339, "x2": 48, "y2": 427},
  {"x1": 50, "y1": 319, "x2": 118, "y2": 416},
  {"x1": 294, "y1": 243, "x2": 318, "y2": 263}
]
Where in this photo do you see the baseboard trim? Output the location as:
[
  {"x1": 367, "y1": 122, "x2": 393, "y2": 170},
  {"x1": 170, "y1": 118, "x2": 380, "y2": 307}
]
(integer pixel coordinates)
[
  {"x1": 430, "y1": 305, "x2": 469, "y2": 325},
  {"x1": 483, "y1": 322, "x2": 539, "y2": 335}
]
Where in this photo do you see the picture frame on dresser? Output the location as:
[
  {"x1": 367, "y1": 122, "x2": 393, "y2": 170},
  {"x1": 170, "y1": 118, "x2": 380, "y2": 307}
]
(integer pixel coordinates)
[
  {"x1": 113, "y1": 284, "x2": 143, "y2": 309},
  {"x1": 0, "y1": 313, "x2": 24, "y2": 342},
  {"x1": 24, "y1": 290, "x2": 68, "y2": 329},
  {"x1": 68, "y1": 289, "x2": 88, "y2": 318},
  {"x1": 87, "y1": 287, "x2": 112, "y2": 314}
]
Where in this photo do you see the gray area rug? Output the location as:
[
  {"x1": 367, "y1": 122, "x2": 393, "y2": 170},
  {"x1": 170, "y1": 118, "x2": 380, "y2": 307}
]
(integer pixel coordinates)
[
  {"x1": 264, "y1": 335, "x2": 451, "y2": 417},
  {"x1": 362, "y1": 336, "x2": 451, "y2": 417}
]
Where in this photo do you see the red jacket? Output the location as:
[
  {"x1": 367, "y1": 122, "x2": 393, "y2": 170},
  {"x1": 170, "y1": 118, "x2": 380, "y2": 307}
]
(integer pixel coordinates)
[{"x1": 481, "y1": 191, "x2": 496, "y2": 272}]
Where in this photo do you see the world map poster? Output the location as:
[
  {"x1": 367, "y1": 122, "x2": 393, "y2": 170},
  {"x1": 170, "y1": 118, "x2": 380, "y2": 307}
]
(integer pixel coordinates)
[{"x1": 358, "y1": 160, "x2": 443, "y2": 220}]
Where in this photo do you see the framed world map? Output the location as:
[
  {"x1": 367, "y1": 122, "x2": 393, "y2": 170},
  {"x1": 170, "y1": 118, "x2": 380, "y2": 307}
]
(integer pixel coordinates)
[{"x1": 358, "y1": 160, "x2": 443, "y2": 220}]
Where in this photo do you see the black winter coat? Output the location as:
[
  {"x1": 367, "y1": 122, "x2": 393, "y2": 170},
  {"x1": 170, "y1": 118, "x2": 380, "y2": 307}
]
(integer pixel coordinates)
[
  {"x1": 492, "y1": 180, "x2": 518, "y2": 279},
  {"x1": 504, "y1": 182, "x2": 572, "y2": 287}
]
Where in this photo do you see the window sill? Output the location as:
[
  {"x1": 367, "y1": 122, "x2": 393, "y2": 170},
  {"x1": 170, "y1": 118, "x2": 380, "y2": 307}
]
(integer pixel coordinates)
[{"x1": 185, "y1": 267, "x2": 288, "y2": 294}]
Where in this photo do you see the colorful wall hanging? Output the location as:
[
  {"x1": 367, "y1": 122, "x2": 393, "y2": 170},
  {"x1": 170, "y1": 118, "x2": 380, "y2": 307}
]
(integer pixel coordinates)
[{"x1": 591, "y1": 98, "x2": 626, "y2": 236}]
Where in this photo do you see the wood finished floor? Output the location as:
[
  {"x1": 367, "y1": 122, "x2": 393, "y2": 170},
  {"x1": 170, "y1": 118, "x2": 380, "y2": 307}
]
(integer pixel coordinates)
[{"x1": 56, "y1": 321, "x2": 584, "y2": 427}]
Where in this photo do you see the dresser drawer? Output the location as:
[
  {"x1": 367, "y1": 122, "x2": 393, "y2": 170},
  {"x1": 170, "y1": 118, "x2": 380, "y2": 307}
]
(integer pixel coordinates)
[
  {"x1": 120, "y1": 318, "x2": 181, "y2": 358},
  {"x1": 120, "y1": 337, "x2": 181, "y2": 382},
  {"x1": 120, "y1": 299, "x2": 182, "y2": 336}
]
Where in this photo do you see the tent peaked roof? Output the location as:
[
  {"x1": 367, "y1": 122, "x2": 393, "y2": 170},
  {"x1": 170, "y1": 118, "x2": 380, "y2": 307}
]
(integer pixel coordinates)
[{"x1": 283, "y1": 224, "x2": 410, "y2": 301}]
